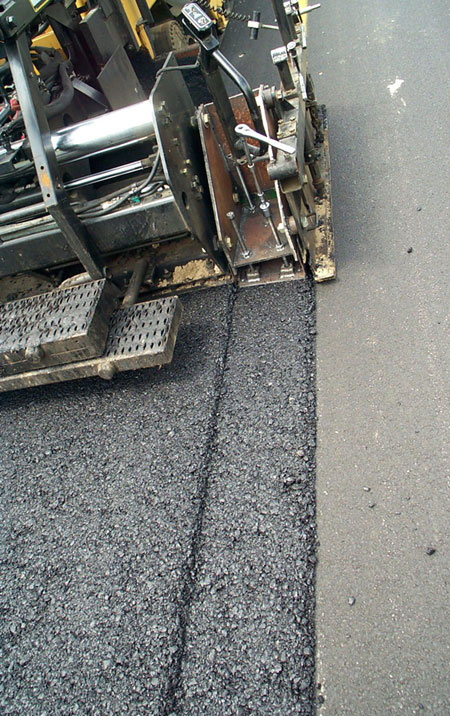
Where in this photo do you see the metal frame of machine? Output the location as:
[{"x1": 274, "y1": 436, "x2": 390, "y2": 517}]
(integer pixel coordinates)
[{"x1": 0, "y1": 0, "x2": 335, "y2": 391}]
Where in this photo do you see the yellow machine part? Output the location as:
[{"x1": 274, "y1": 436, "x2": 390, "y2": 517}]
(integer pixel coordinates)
[
  {"x1": 30, "y1": 1, "x2": 228, "y2": 60},
  {"x1": 299, "y1": 0, "x2": 310, "y2": 30},
  {"x1": 122, "y1": 0, "x2": 157, "y2": 57},
  {"x1": 205, "y1": 0, "x2": 228, "y2": 32},
  {"x1": 31, "y1": 27, "x2": 63, "y2": 52}
]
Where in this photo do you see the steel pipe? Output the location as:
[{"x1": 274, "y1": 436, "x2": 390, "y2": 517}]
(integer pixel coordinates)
[{"x1": 51, "y1": 100, "x2": 156, "y2": 162}]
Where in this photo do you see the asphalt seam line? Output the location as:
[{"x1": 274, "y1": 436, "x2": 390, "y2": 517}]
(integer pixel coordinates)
[{"x1": 161, "y1": 284, "x2": 238, "y2": 716}]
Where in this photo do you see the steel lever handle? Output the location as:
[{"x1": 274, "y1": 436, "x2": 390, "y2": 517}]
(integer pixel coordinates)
[
  {"x1": 235, "y1": 123, "x2": 296, "y2": 155},
  {"x1": 291, "y1": 2, "x2": 321, "y2": 14}
]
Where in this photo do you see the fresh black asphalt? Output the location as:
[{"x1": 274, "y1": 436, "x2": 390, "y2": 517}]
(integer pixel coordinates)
[{"x1": 0, "y1": 280, "x2": 318, "y2": 715}]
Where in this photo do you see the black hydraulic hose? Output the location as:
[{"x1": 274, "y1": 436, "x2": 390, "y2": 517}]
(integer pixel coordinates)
[
  {"x1": 0, "y1": 93, "x2": 11, "y2": 126},
  {"x1": 0, "y1": 61, "x2": 11, "y2": 82},
  {"x1": 0, "y1": 153, "x2": 162, "y2": 227},
  {"x1": 45, "y1": 63, "x2": 74, "y2": 119}
]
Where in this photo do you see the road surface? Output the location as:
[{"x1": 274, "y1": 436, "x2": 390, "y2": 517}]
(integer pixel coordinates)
[{"x1": 311, "y1": 1, "x2": 450, "y2": 714}]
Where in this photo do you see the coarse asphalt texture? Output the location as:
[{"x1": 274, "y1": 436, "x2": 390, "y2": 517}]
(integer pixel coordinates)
[{"x1": 0, "y1": 279, "x2": 317, "y2": 715}]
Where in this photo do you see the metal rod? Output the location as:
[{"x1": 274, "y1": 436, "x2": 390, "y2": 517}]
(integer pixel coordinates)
[
  {"x1": 239, "y1": 139, "x2": 285, "y2": 252},
  {"x1": 6, "y1": 33, "x2": 105, "y2": 280},
  {"x1": 240, "y1": 138, "x2": 264, "y2": 200},
  {"x1": 266, "y1": 211, "x2": 286, "y2": 251},
  {"x1": 122, "y1": 258, "x2": 148, "y2": 307},
  {"x1": 0, "y1": 200, "x2": 46, "y2": 225},
  {"x1": 235, "y1": 164, "x2": 256, "y2": 212},
  {"x1": 298, "y1": 3, "x2": 321, "y2": 15},
  {"x1": 65, "y1": 160, "x2": 147, "y2": 190},
  {"x1": 227, "y1": 211, "x2": 251, "y2": 258}
]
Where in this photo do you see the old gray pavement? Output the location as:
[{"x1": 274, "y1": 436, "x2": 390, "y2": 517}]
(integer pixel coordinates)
[{"x1": 310, "y1": 1, "x2": 450, "y2": 714}]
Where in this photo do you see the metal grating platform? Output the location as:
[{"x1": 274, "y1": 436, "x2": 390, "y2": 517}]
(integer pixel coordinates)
[
  {"x1": 0, "y1": 296, "x2": 183, "y2": 392},
  {"x1": 0, "y1": 279, "x2": 116, "y2": 376}
]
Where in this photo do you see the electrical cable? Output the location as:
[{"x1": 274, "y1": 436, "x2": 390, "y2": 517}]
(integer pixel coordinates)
[{"x1": 155, "y1": 58, "x2": 200, "y2": 79}]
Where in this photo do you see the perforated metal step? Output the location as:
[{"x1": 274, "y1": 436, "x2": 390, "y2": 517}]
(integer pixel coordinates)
[
  {"x1": 0, "y1": 279, "x2": 116, "y2": 376},
  {"x1": 0, "y1": 296, "x2": 182, "y2": 392}
]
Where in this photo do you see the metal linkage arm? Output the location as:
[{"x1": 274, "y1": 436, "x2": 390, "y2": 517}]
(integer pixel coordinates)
[
  {"x1": 181, "y1": 2, "x2": 266, "y2": 150},
  {"x1": 235, "y1": 123, "x2": 296, "y2": 155},
  {"x1": 5, "y1": 33, "x2": 106, "y2": 280},
  {"x1": 270, "y1": 0, "x2": 296, "y2": 46},
  {"x1": 212, "y1": 50, "x2": 266, "y2": 141}
]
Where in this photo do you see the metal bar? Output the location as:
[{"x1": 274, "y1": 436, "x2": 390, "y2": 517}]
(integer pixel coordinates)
[
  {"x1": 227, "y1": 211, "x2": 251, "y2": 258},
  {"x1": 5, "y1": 33, "x2": 105, "y2": 279},
  {"x1": 122, "y1": 258, "x2": 148, "y2": 307},
  {"x1": 271, "y1": 46, "x2": 295, "y2": 91},
  {"x1": 65, "y1": 160, "x2": 146, "y2": 190},
  {"x1": 270, "y1": 0, "x2": 296, "y2": 45},
  {"x1": 213, "y1": 50, "x2": 266, "y2": 141}
]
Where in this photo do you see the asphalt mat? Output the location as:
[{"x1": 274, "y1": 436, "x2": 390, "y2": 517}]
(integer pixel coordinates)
[{"x1": 0, "y1": 280, "x2": 317, "y2": 716}]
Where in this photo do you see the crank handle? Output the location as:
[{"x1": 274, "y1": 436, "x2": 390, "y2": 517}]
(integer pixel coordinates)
[
  {"x1": 235, "y1": 124, "x2": 296, "y2": 156},
  {"x1": 248, "y1": 19, "x2": 279, "y2": 33}
]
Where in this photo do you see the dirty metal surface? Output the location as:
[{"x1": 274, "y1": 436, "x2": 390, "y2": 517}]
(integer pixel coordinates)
[
  {"x1": 238, "y1": 257, "x2": 305, "y2": 286},
  {"x1": 0, "y1": 279, "x2": 116, "y2": 376},
  {"x1": 150, "y1": 54, "x2": 226, "y2": 273},
  {"x1": 0, "y1": 273, "x2": 56, "y2": 305},
  {"x1": 309, "y1": 118, "x2": 336, "y2": 282},
  {"x1": 205, "y1": 93, "x2": 273, "y2": 193},
  {"x1": 199, "y1": 102, "x2": 295, "y2": 271},
  {"x1": 0, "y1": 296, "x2": 182, "y2": 392},
  {"x1": 197, "y1": 104, "x2": 239, "y2": 272},
  {"x1": 233, "y1": 200, "x2": 293, "y2": 267}
]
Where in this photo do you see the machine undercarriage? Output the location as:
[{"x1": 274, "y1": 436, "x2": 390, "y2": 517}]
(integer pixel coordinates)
[{"x1": 0, "y1": 0, "x2": 335, "y2": 390}]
